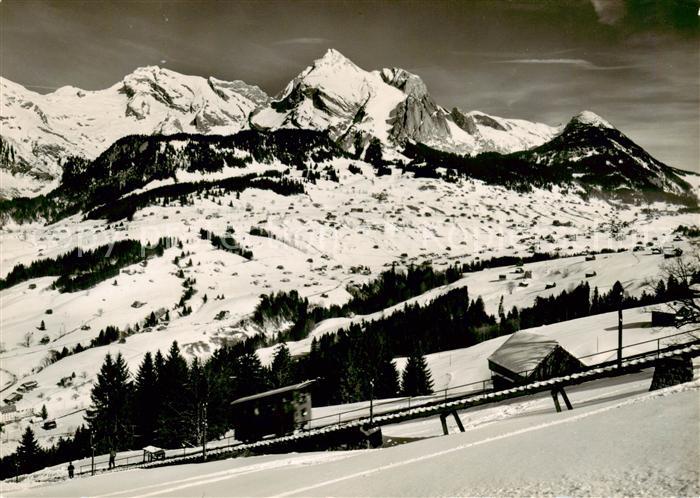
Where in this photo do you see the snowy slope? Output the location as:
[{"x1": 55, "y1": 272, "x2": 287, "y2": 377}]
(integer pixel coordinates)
[
  {"x1": 450, "y1": 109, "x2": 559, "y2": 154},
  {"x1": 0, "y1": 68, "x2": 269, "y2": 195},
  {"x1": 3, "y1": 378, "x2": 698, "y2": 496},
  {"x1": 1, "y1": 159, "x2": 697, "y2": 455}
]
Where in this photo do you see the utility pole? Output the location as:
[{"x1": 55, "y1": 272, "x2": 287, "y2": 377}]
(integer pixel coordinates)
[
  {"x1": 617, "y1": 297, "x2": 623, "y2": 368},
  {"x1": 90, "y1": 431, "x2": 95, "y2": 476},
  {"x1": 201, "y1": 401, "x2": 208, "y2": 461},
  {"x1": 369, "y1": 379, "x2": 375, "y2": 425}
]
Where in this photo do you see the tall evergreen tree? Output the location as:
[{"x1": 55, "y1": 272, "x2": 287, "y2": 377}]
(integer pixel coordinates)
[
  {"x1": 154, "y1": 350, "x2": 166, "y2": 382},
  {"x1": 364, "y1": 138, "x2": 384, "y2": 166},
  {"x1": 16, "y1": 426, "x2": 41, "y2": 474},
  {"x1": 86, "y1": 353, "x2": 133, "y2": 452},
  {"x1": 233, "y1": 352, "x2": 267, "y2": 397},
  {"x1": 591, "y1": 286, "x2": 601, "y2": 314},
  {"x1": 133, "y1": 352, "x2": 159, "y2": 446},
  {"x1": 156, "y1": 342, "x2": 190, "y2": 446},
  {"x1": 374, "y1": 356, "x2": 400, "y2": 399},
  {"x1": 401, "y1": 350, "x2": 433, "y2": 396},
  {"x1": 188, "y1": 358, "x2": 209, "y2": 447},
  {"x1": 655, "y1": 279, "x2": 667, "y2": 300},
  {"x1": 270, "y1": 343, "x2": 295, "y2": 388}
]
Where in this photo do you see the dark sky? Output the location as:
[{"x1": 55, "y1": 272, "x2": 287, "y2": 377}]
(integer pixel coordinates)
[{"x1": 1, "y1": 0, "x2": 698, "y2": 170}]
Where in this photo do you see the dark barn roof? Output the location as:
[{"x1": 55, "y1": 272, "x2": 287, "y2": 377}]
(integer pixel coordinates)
[{"x1": 230, "y1": 380, "x2": 315, "y2": 406}]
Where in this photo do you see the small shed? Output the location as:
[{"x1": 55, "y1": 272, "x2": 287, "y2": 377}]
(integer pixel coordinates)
[
  {"x1": 488, "y1": 332, "x2": 583, "y2": 389},
  {"x1": 663, "y1": 246, "x2": 682, "y2": 259},
  {"x1": 3, "y1": 393, "x2": 22, "y2": 404},
  {"x1": 18, "y1": 381, "x2": 38, "y2": 392},
  {"x1": 231, "y1": 380, "x2": 314, "y2": 442},
  {"x1": 142, "y1": 445, "x2": 166, "y2": 462}
]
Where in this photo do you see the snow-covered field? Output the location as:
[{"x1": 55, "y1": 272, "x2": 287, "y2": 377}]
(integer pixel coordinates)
[
  {"x1": 3, "y1": 374, "x2": 698, "y2": 497},
  {"x1": 1, "y1": 159, "x2": 698, "y2": 455}
]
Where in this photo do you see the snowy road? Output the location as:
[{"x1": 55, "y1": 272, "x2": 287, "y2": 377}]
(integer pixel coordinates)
[{"x1": 4, "y1": 379, "x2": 698, "y2": 497}]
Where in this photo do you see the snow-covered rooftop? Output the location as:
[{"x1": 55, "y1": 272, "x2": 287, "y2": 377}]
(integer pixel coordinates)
[{"x1": 488, "y1": 331, "x2": 560, "y2": 375}]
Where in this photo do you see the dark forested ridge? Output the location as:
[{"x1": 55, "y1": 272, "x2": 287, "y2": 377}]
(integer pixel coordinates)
[
  {"x1": 63, "y1": 129, "x2": 343, "y2": 209},
  {"x1": 86, "y1": 170, "x2": 304, "y2": 222},
  {"x1": 251, "y1": 263, "x2": 463, "y2": 342},
  {"x1": 0, "y1": 238, "x2": 176, "y2": 292},
  {"x1": 0, "y1": 129, "x2": 340, "y2": 224}
]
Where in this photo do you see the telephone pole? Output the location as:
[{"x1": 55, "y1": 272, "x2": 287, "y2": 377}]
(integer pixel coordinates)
[
  {"x1": 201, "y1": 401, "x2": 208, "y2": 461},
  {"x1": 90, "y1": 431, "x2": 95, "y2": 476},
  {"x1": 617, "y1": 297, "x2": 623, "y2": 368},
  {"x1": 369, "y1": 379, "x2": 375, "y2": 424}
]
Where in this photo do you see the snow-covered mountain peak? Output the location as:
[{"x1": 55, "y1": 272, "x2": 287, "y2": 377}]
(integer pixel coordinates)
[
  {"x1": 0, "y1": 69, "x2": 270, "y2": 195},
  {"x1": 313, "y1": 48, "x2": 359, "y2": 69},
  {"x1": 570, "y1": 110, "x2": 613, "y2": 129},
  {"x1": 291, "y1": 48, "x2": 371, "y2": 95},
  {"x1": 250, "y1": 50, "x2": 563, "y2": 156},
  {"x1": 250, "y1": 49, "x2": 405, "y2": 149}
]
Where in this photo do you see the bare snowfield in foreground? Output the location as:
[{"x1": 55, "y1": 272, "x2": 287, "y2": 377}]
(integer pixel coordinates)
[{"x1": 3, "y1": 376, "x2": 698, "y2": 497}]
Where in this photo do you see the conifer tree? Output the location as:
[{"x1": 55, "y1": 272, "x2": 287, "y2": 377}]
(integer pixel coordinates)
[
  {"x1": 40, "y1": 404, "x2": 48, "y2": 420},
  {"x1": 655, "y1": 279, "x2": 667, "y2": 300},
  {"x1": 270, "y1": 343, "x2": 293, "y2": 388},
  {"x1": 154, "y1": 349, "x2": 166, "y2": 380},
  {"x1": 401, "y1": 350, "x2": 433, "y2": 396},
  {"x1": 16, "y1": 426, "x2": 41, "y2": 474},
  {"x1": 188, "y1": 358, "x2": 209, "y2": 447},
  {"x1": 156, "y1": 342, "x2": 190, "y2": 446},
  {"x1": 233, "y1": 352, "x2": 267, "y2": 397},
  {"x1": 86, "y1": 353, "x2": 133, "y2": 452},
  {"x1": 133, "y1": 352, "x2": 159, "y2": 446},
  {"x1": 364, "y1": 138, "x2": 383, "y2": 166},
  {"x1": 374, "y1": 355, "x2": 400, "y2": 399},
  {"x1": 591, "y1": 287, "x2": 601, "y2": 314}
]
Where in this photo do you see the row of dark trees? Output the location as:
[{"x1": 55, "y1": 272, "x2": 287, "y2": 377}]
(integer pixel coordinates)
[
  {"x1": 86, "y1": 170, "x2": 305, "y2": 222},
  {"x1": 253, "y1": 263, "x2": 464, "y2": 342},
  {"x1": 401, "y1": 139, "x2": 697, "y2": 206},
  {"x1": 199, "y1": 227, "x2": 253, "y2": 260},
  {"x1": 0, "y1": 238, "x2": 176, "y2": 292}
]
